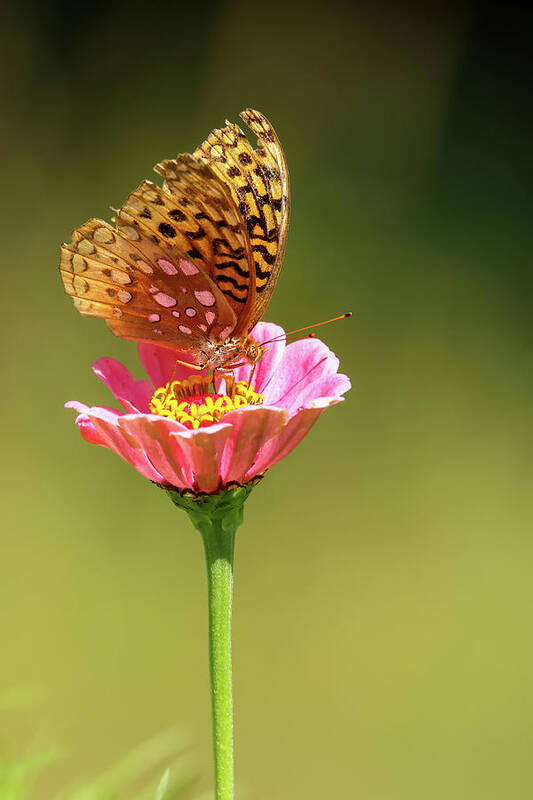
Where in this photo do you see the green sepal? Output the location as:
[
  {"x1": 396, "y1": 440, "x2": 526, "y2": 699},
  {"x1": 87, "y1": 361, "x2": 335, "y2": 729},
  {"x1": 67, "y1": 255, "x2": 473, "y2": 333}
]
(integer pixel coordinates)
[{"x1": 164, "y1": 484, "x2": 254, "y2": 535}]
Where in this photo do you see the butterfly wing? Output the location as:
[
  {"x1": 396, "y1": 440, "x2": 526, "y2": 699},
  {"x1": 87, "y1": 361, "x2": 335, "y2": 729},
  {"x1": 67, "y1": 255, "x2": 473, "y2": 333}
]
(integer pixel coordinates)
[
  {"x1": 60, "y1": 218, "x2": 237, "y2": 354},
  {"x1": 60, "y1": 110, "x2": 289, "y2": 353},
  {"x1": 194, "y1": 109, "x2": 290, "y2": 331}
]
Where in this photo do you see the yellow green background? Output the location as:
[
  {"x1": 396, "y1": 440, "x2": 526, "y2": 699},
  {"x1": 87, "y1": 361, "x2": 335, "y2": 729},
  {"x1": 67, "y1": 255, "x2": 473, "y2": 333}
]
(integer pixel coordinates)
[{"x1": 2, "y1": 1, "x2": 532, "y2": 797}]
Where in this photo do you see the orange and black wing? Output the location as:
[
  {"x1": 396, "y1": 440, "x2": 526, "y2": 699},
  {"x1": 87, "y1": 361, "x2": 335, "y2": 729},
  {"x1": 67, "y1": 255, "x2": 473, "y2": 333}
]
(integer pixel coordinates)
[{"x1": 60, "y1": 110, "x2": 289, "y2": 349}]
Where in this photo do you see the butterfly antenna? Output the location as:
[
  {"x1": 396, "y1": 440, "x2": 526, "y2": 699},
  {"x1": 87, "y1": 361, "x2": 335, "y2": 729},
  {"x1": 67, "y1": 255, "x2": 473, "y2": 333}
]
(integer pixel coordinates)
[
  {"x1": 259, "y1": 332, "x2": 316, "y2": 353},
  {"x1": 285, "y1": 312, "x2": 352, "y2": 337},
  {"x1": 260, "y1": 313, "x2": 352, "y2": 347}
]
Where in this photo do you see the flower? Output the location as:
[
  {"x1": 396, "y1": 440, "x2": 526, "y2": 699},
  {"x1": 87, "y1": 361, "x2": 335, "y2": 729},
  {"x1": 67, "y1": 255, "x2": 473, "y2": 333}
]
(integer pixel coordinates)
[{"x1": 66, "y1": 322, "x2": 350, "y2": 494}]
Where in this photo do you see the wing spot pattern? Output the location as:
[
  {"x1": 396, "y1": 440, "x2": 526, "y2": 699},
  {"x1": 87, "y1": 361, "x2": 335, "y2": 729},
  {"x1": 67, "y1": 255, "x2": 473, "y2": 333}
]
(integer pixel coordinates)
[
  {"x1": 154, "y1": 292, "x2": 177, "y2": 308},
  {"x1": 179, "y1": 259, "x2": 199, "y2": 276},
  {"x1": 158, "y1": 222, "x2": 176, "y2": 238},
  {"x1": 72, "y1": 254, "x2": 87, "y2": 273},
  {"x1": 194, "y1": 289, "x2": 216, "y2": 307},
  {"x1": 169, "y1": 209, "x2": 186, "y2": 221},
  {"x1": 121, "y1": 226, "x2": 140, "y2": 240},
  {"x1": 135, "y1": 259, "x2": 153, "y2": 275},
  {"x1": 158, "y1": 258, "x2": 178, "y2": 275},
  {"x1": 77, "y1": 239, "x2": 95, "y2": 255},
  {"x1": 94, "y1": 227, "x2": 115, "y2": 244}
]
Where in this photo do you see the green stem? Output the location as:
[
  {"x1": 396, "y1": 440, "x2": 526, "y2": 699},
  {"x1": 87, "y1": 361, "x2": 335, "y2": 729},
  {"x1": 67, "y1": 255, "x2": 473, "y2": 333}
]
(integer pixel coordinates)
[
  {"x1": 200, "y1": 523, "x2": 236, "y2": 800},
  {"x1": 165, "y1": 483, "x2": 255, "y2": 800}
]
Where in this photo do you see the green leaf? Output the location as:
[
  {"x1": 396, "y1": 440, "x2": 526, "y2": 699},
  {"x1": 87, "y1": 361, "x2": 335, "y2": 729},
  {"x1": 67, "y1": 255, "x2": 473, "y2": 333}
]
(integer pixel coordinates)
[{"x1": 154, "y1": 769, "x2": 169, "y2": 800}]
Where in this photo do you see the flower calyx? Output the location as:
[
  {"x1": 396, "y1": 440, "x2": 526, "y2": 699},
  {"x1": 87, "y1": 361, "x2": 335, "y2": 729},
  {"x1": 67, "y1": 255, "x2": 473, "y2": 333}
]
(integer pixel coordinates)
[{"x1": 164, "y1": 476, "x2": 264, "y2": 534}]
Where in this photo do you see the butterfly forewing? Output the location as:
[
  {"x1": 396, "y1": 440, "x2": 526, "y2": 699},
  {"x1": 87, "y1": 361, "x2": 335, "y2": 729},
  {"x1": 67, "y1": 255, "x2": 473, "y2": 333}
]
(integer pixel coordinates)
[{"x1": 60, "y1": 218, "x2": 236, "y2": 351}]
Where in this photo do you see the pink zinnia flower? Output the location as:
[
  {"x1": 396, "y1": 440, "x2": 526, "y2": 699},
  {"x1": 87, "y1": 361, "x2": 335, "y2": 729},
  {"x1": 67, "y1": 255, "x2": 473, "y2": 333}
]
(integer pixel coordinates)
[{"x1": 66, "y1": 322, "x2": 350, "y2": 494}]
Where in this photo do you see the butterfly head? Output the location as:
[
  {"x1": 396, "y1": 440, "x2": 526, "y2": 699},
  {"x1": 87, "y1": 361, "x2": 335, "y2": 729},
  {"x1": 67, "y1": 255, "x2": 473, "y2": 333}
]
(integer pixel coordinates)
[{"x1": 243, "y1": 338, "x2": 265, "y2": 366}]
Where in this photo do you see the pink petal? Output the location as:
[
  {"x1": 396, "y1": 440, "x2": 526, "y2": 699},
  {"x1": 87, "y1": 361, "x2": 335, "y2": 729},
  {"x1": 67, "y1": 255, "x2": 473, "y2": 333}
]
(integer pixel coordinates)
[
  {"x1": 66, "y1": 404, "x2": 164, "y2": 483},
  {"x1": 92, "y1": 358, "x2": 153, "y2": 413},
  {"x1": 283, "y1": 372, "x2": 351, "y2": 415},
  {"x1": 65, "y1": 400, "x2": 93, "y2": 415},
  {"x1": 65, "y1": 401, "x2": 119, "y2": 446},
  {"x1": 117, "y1": 414, "x2": 197, "y2": 490},
  {"x1": 218, "y1": 405, "x2": 288, "y2": 484},
  {"x1": 170, "y1": 424, "x2": 233, "y2": 493},
  {"x1": 261, "y1": 338, "x2": 342, "y2": 409},
  {"x1": 72, "y1": 412, "x2": 105, "y2": 445},
  {"x1": 65, "y1": 400, "x2": 124, "y2": 419},
  {"x1": 138, "y1": 343, "x2": 207, "y2": 389},
  {"x1": 246, "y1": 398, "x2": 340, "y2": 477}
]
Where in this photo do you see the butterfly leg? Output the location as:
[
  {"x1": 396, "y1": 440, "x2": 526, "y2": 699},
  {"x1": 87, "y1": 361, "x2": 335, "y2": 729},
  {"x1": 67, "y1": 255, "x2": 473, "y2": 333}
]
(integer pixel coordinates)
[
  {"x1": 162, "y1": 357, "x2": 203, "y2": 405},
  {"x1": 171, "y1": 358, "x2": 203, "y2": 372},
  {"x1": 248, "y1": 360, "x2": 258, "y2": 387},
  {"x1": 224, "y1": 361, "x2": 247, "y2": 371}
]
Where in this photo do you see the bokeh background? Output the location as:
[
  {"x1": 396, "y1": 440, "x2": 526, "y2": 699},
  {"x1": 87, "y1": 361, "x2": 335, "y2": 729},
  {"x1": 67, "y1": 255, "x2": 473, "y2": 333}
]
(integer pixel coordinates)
[{"x1": 1, "y1": 0, "x2": 532, "y2": 797}]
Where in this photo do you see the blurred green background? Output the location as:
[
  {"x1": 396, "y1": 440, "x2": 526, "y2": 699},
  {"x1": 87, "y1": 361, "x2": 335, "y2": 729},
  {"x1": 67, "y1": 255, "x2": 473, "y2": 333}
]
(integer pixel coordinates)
[{"x1": 1, "y1": 0, "x2": 532, "y2": 797}]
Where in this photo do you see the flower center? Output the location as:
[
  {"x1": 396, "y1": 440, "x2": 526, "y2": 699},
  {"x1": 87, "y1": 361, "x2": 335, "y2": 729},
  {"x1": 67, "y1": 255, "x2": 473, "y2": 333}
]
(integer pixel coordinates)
[{"x1": 149, "y1": 374, "x2": 264, "y2": 429}]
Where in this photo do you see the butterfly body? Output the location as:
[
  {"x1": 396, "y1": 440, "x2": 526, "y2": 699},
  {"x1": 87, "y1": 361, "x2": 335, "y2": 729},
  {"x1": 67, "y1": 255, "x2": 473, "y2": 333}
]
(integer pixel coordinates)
[
  {"x1": 196, "y1": 335, "x2": 265, "y2": 370},
  {"x1": 60, "y1": 110, "x2": 289, "y2": 370}
]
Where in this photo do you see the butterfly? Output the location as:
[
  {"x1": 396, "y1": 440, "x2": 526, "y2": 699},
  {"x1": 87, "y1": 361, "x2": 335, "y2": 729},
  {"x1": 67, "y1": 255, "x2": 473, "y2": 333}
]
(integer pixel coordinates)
[{"x1": 59, "y1": 109, "x2": 289, "y2": 371}]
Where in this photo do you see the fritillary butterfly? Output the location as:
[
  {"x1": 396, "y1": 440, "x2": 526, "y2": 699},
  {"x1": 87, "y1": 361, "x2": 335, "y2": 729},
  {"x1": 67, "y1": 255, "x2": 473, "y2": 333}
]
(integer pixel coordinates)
[{"x1": 59, "y1": 109, "x2": 290, "y2": 370}]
